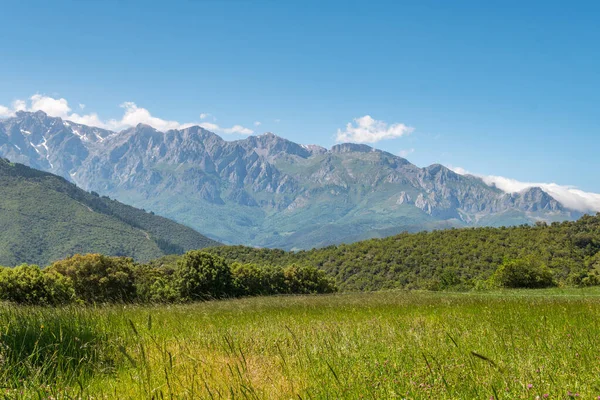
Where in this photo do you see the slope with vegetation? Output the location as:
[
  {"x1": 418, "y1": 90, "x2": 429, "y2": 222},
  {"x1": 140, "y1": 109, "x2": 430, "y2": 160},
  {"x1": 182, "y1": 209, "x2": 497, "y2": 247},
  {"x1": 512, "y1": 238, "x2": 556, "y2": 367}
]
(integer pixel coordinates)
[
  {"x1": 206, "y1": 214, "x2": 600, "y2": 290},
  {"x1": 0, "y1": 158, "x2": 218, "y2": 265}
]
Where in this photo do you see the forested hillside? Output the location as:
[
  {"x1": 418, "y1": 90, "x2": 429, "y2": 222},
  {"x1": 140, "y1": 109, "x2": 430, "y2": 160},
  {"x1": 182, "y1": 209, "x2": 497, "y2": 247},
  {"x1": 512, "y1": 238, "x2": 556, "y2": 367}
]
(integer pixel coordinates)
[
  {"x1": 206, "y1": 215, "x2": 600, "y2": 290},
  {"x1": 0, "y1": 159, "x2": 218, "y2": 265}
]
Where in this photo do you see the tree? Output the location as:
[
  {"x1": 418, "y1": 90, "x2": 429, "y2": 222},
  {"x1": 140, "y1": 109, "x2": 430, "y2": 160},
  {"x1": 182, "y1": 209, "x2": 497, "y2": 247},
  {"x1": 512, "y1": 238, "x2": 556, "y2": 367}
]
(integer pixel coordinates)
[
  {"x1": 47, "y1": 254, "x2": 137, "y2": 303},
  {"x1": 488, "y1": 257, "x2": 555, "y2": 289},
  {"x1": 283, "y1": 264, "x2": 337, "y2": 294},
  {"x1": 174, "y1": 251, "x2": 233, "y2": 301},
  {"x1": 0, "y1": 264, "x2": 74, "y2": 305}
]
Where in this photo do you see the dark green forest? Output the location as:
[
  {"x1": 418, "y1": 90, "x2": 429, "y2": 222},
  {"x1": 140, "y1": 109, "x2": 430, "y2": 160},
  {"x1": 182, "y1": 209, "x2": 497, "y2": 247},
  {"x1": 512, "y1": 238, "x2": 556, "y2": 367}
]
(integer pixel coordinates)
[{"x1": 205, "y1": 214, "x2": 600, "y2": 291}]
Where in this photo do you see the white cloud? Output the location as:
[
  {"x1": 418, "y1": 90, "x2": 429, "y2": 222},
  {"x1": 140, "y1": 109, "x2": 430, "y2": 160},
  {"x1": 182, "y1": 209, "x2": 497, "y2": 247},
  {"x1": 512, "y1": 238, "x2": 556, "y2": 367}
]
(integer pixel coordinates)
[
  {"x1": 200, "y1": 121, "x2": 254, "y2": 135},
  {"x1": 67, "y1": 112, "x2": 107, "y2": 128},
  {"x1": 0, "y1": 94, "x2": 254, "y2": 135},
  {"x1": 114, "y1": 102, "x2": 183, "y2": 131},
  {"x1": 448, "y1": 166, "x2": 469, "y2": 175},
  {"x1": 0, "y1": 105, "x2": 12, "y2": 117},
  {"x1": 399, "y1": 148, "x2": 415, "y2": 158},
  {"x1": 13, "y1": 100, "x2": 26, "y2": 112},
  {"x1": 254, "y1": 121, "x2": 261, "y2": 126},
  {"x1": 199, "y1": 122, "x2": 220, "y2": 131},
  {"x1": 30, "y1": 94, "x2": 72, "y2": 117},
  {"x1": 451, "y1": 166, "x2": 600, "y2": 213},
  {"x1": 223, "y1": 125, "x2": 254, "y2": 135},
  {"x1": 336, "y1": 115, "x2": 414, "y2": 144}
]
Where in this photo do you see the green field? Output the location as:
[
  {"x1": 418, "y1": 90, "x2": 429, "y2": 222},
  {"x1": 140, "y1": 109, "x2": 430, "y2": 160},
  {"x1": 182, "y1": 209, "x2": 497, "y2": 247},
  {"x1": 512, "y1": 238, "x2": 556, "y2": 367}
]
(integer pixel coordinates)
[{"x1": 2, "y1": 289, "x2": 600, "y2": 399}]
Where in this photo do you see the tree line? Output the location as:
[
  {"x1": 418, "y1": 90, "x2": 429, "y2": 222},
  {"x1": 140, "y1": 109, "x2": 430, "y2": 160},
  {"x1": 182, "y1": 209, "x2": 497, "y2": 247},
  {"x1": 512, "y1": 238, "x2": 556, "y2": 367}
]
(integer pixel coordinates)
[{"x1": 0, "y1": 251, "x2": 336, "y2": 305}]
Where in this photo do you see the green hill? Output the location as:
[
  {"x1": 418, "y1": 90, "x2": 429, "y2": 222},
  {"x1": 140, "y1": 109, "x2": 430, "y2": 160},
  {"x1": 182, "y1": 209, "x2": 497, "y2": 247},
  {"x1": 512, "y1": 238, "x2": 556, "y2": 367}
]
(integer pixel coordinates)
[
  {"x1": 205, "y1": 214, "x2": 600, "y2": 290},
  {"x1": 0, "y1": 159, "x2": 219, "y2": 266}
]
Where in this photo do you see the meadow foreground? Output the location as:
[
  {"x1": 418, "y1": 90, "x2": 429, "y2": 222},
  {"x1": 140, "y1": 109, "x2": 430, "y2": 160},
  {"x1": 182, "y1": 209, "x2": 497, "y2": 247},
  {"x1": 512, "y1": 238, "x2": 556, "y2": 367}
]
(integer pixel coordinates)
[{"x1": 2, "y1": 290, "x2": 600, "y2": 399}]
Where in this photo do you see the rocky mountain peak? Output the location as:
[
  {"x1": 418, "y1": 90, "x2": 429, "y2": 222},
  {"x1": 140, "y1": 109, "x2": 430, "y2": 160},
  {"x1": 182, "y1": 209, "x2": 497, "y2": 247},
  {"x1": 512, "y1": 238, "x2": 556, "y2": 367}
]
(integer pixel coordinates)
[
  {"x1": 515, "y1": 187, "x2": 563, "y2": 212},
  {"x1": 240, "y1": 132, "x2": 312, "y2": 159},
  {"x1": 15, "y1": 110, "x2": 49, "y2": 119},
  {"x1": 0, "y1": 112, "x2": 584, "y2": 250},
  {"x1": 330, "y1": 143, "x2": 375, "y2": 154}
]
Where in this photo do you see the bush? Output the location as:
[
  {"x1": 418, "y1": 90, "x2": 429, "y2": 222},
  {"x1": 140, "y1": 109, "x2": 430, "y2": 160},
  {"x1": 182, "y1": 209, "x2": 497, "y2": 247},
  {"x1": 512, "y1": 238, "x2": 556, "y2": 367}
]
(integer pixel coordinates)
[
  {"x1": 283, "y1": 264, "x2": 337, "y2": 294},
  {"x1": 134, "y1": 263, "x2": 180, "y2": 303},
  {"x1": 174, "y1": 251, "x2": 233, "y2": 301},
  {"x1": 47, "y1": 254, "x2": 137, "y2": 303},
  {"x1": 0, "y1": 264, "x2": 74, "y2": 305},
  {"x1": 488, "y1": 258, "x2": 555, "y2": 289},
  {"x1": 0, "y1": 254, "x2": 337, "y2": 305},
  {"x1": 231, "y1": 263, "x2": 290, "y2": 296},
  {"x1": 231, "y1": 263, "x2": 337, "y2": 296}
]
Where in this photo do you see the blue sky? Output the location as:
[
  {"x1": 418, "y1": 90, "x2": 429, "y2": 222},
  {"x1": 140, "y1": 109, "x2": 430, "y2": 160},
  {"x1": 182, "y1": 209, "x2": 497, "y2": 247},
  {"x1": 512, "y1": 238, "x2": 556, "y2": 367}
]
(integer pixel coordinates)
[{"x1": 1, "y1": 0, "x2": 599, "y2": 194}]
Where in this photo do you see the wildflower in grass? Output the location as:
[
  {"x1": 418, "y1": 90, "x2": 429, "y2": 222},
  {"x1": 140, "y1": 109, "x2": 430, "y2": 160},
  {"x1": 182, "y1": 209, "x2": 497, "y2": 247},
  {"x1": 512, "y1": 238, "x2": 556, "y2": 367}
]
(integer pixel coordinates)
[
  {"x1": 528, "y1": 384, "x2": 533, "y2": 389},
  {"x1": 543, "y1": 395, "x2": 549, "y2": 398}
]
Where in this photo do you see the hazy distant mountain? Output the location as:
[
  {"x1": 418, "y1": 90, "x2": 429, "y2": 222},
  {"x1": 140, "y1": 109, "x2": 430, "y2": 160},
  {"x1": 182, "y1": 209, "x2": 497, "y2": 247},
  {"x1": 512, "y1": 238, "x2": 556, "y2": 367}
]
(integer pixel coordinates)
[
  {"x1": 0, "y1": 111, "x2": 582, "y2": 249},
  {"x1": 0, "y1": 157, "x2": 218, "y2": 266}
]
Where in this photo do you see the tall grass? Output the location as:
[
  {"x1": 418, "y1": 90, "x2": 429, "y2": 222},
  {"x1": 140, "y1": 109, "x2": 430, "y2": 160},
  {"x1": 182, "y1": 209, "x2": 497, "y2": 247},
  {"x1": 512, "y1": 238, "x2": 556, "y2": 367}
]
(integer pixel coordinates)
[
  {"x1": 2, "y1": 289, "x2": 600, "y2": 398},
  {"x1": 0, "y1": 305, "x2": 115, "y2": 399}
]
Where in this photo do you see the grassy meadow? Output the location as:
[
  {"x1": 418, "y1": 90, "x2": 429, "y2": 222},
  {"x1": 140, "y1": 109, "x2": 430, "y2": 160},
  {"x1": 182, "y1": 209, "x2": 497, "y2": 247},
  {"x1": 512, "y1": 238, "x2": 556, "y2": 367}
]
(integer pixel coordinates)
[{"x1": 2, "y1": 289, "x2": 600, "y2": 399}]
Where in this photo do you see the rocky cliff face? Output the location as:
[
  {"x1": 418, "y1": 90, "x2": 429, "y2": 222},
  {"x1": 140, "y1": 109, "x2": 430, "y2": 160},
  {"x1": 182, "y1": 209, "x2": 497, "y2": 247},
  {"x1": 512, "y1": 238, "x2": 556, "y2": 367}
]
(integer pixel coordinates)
[{"x1": 0, "y1": 111, "x2": 580, "y2": 249}]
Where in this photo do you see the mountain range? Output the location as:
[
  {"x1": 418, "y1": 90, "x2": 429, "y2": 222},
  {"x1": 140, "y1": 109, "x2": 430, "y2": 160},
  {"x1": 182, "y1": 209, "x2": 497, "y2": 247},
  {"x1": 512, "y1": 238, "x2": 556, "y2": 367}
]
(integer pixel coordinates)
[
  {"x1": 0, "y1": 157, "x2": 217, "y2": 266},
  {"x1": 0, "y1": 111, "x2": 583, "y2": 250}
]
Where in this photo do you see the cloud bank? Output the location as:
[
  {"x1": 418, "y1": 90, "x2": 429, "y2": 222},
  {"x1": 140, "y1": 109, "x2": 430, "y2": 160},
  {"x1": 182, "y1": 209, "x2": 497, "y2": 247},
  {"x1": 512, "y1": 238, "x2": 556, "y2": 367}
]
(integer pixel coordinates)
[
  {"x1": 451, "y1": 167, "x2": 600, "y2": 213},
  {"x1": 0, "y1": 94, "x2": 254, "y2": 135},
  {"x1": 336, "y1": 115, "x2": 414, "y2": 144}
]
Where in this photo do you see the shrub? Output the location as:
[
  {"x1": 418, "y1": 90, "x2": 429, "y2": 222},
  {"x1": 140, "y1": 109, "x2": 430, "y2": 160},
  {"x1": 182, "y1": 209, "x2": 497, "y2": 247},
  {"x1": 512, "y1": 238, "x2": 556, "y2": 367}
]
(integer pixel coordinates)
[
  {"x1": 174, "y1": 251, "x2": 233, "y2": 301},
  {"x1": 568, "y1": 254, "x2": 600, "y2": 286},
  {"x1": 134, "y1": 263, "x2": 180, "y2": 303},
  {"x1": 420, "y1": 278, "x2": 442, "y2": 291},
  {"x1": 231, "y1": 263, "x2": 337, "y2": 296},
  {"x1": 0, "y1": 264, "x2": 74, "y2": 305},
  {"x1": 283, "y1": 264, "x2": 337, "y2": 294},
  {"x1": 232, "y1": 263, "x2": 269, "y2": 296},
  {"x1": 47, "y1": 254, "x2": 137, "y2": 303},
  {"x1": 231, "y1": 263, "x2": 289, "y2": 296},
  {"x1": 488, "y1": 258, "x2": 555, "y2": 289}
]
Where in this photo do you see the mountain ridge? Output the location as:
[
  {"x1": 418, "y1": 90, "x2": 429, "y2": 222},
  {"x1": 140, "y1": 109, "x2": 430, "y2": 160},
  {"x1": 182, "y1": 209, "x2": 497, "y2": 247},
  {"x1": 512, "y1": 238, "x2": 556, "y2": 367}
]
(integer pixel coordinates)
[{"x1": 0, "y1": 111, "x2": 582, "y2": 249}]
